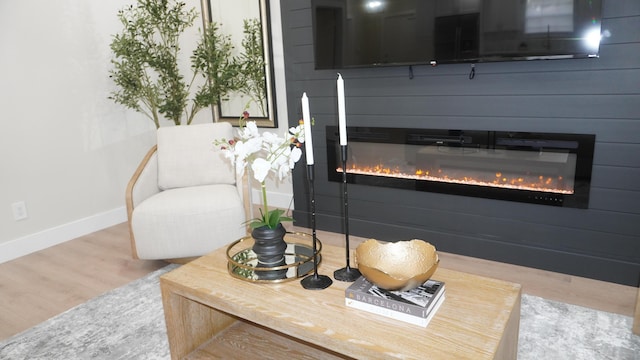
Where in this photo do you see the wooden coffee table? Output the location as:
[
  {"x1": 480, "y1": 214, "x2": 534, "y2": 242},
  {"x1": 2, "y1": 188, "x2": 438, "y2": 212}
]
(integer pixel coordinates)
[{"x1": 160, "y1": 241, "x2": 521, "y2": 359}]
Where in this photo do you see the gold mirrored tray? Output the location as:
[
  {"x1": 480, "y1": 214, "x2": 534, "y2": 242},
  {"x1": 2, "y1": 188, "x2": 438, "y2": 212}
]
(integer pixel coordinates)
[{"x1": 226, "y1": 231, "x2": 322, "y2": 283}]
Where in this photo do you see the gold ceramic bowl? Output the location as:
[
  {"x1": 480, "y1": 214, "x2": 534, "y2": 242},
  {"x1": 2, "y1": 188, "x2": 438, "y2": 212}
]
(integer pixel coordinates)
[{"x1": 355, "y1": 239, "x2": 439, "y2": 291}]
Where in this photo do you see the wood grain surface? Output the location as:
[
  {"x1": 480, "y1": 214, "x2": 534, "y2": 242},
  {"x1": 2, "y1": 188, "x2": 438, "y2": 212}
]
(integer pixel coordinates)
[{"x1": 161, "y1": 240, "x2": 521, "y2": 359}]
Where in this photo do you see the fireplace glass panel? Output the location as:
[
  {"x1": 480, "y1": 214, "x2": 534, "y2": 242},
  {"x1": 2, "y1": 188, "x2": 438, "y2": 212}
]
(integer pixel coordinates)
[
  {"x1": 327, "y1": 127, "x2": 595, "y2": 208},
  {"x1": 342, "y1": 142, "x2": 577, "y2": 195}
]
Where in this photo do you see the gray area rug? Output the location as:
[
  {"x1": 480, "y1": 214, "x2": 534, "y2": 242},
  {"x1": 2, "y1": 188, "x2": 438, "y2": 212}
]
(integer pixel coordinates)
[{"x1": 1, "y1": 264, "x2": 638, "y2": 360}]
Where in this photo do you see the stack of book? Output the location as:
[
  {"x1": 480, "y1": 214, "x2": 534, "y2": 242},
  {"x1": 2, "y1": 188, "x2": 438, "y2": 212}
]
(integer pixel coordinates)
[{"x1": 345, "y1": 276, "x2": 445, "y2": 327}]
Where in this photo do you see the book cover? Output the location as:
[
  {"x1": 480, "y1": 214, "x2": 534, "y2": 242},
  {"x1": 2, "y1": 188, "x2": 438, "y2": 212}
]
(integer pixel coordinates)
[
  {"x1": 345, "y1": 276, "x2": 445, "y2": 319},
  {"x1": 346, "y1": 293, "x2": 445, "y2": 328}
]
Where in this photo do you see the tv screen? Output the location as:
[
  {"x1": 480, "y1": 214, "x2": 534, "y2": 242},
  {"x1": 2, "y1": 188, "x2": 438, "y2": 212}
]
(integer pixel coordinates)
[{"x1": 312, "y1": 0, "x2": 603, "y2": 69}]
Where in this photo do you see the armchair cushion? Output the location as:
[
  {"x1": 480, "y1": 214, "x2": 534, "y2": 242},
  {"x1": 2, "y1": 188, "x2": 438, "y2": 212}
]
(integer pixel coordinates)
[
  {"x1": 131, "y1": 183, "x2": 246, "y2": 259},
  {"x1": 157, "y1": 122, "x2": 235, "y2": 190}
]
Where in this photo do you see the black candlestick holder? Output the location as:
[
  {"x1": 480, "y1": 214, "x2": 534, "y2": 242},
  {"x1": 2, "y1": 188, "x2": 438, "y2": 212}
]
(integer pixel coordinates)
[
  {"x1": 333, "y1": 145, "x2": 361, "y2": 282},
  {"x1": 301, "y1": 164, "x2": 333, "y2": 290}
]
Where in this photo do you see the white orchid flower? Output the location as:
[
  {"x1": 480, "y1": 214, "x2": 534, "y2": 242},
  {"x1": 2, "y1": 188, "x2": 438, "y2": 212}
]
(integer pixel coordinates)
[
  {"x1": 289, "y1": 147, "x2": 302, "y2": 167},
  {"x1": 289, "y1": 124, "x2": 304, "y2": 140},
  {"x1": 251, "y1": 158, "x2": 271, "y2": 183},
  {"x1": 261, "y1": 131, "x2": 280, "y2": 146},
  {"x1": 214, "y1": 119, "x2": 306, "y2": 229},
  {"x1": 243, "y1": 137, "x2": 262, "y2": 157},
  {"x1": 242, "y1": 121, "x2": 260, "y2": 139},
  {"x1": 221, "y1": 147, "x2": 235, "y2": 162},
  {"x1": 277, "y1": 164, "x2": 290, "y2": 180}
]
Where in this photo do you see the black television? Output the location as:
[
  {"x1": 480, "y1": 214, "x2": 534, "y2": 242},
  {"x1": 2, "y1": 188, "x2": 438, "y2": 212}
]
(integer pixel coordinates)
[{"x1": 312, "y1": 0, "x2": 603, "y2": 69}]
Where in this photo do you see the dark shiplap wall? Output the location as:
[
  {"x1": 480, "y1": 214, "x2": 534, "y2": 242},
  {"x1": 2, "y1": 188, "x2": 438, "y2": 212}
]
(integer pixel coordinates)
[{"x1": 280, "y1": 1, "x2": 640, "y2": 286}]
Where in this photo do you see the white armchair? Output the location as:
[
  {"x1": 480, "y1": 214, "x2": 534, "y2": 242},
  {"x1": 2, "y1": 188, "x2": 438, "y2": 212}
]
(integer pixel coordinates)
[{"x1": 126, "y1": 122, "x2": 248, "y2": 261}]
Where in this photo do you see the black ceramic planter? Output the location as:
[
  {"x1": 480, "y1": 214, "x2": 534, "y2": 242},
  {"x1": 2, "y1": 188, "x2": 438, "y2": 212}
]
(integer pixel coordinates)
[{"x1": 251, "y1": 223, "x2": 287, "y2": 280}]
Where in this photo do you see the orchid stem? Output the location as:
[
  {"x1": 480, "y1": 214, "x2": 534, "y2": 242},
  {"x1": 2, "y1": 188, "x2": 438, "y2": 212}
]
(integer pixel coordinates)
[{"x1": 261, "y1": 182, "x2": 269, "y2": 226}]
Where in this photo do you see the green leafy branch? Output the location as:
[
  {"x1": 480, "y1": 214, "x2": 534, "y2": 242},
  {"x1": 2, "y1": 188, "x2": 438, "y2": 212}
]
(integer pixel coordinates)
[
  {"x1": 237, "y1": 19, "x2": 267, "y2": 117},
  {"x1": 109, "y1": 0, "x2": 242, "y2": 127}
]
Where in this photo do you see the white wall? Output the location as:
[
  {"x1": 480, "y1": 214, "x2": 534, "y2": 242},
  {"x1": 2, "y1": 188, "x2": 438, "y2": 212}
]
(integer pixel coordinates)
[
  {"x1": 0, "y1": 0, "x2": 291, "y2": 262},
  {"x1": 256, "y1": 0, "x2": 296, "y2": 214}
]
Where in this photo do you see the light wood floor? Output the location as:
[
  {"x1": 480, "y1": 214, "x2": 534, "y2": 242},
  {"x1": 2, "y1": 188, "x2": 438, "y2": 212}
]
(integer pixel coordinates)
[
  {"x1": 0, "y1": 222, "x2": 637, "y2": 341},
  {"x1": 0, "y1": 224, "x2": 167, "y2": 340}
]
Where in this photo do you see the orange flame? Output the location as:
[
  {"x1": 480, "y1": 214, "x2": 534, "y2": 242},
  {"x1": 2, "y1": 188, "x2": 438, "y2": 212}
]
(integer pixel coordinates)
[{"x1": 337, "y1": 164, "x2": 573, "y2": 194}]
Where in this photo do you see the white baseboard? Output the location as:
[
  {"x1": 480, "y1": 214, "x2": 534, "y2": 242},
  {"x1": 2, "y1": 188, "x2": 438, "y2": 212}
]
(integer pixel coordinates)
[
  {"x1": 0, "y1": 207, "x2": 127, "y2": 264},
  {"x1": 1, "y1": 191, "x2": 294, "y2": 264}
]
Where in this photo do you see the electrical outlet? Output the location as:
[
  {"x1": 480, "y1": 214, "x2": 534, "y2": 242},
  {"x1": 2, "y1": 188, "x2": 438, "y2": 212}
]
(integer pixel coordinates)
[{"x1": 11, "y1": 201, "x2": 28, "y2": 221}]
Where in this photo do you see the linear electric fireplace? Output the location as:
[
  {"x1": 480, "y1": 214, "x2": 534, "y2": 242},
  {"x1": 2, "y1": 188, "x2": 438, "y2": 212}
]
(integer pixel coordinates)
[{"x1": 326, "y1": 126, "x2": 595, "y2": 209}]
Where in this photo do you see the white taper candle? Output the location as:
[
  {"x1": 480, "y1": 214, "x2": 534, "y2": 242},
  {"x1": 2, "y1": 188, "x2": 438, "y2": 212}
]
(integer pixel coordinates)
[
  {"x1": 337, "y1": 73, "x2": 347, "y2": 145},
  {"x1": 302, "y1": 92, "x2": 314, "y2": 165}
]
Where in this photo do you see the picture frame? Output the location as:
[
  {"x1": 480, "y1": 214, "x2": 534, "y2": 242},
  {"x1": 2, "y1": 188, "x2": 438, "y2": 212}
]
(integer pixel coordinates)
[{"x1": 201, "y1": 0, "x2": 277, "y2": 128}]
